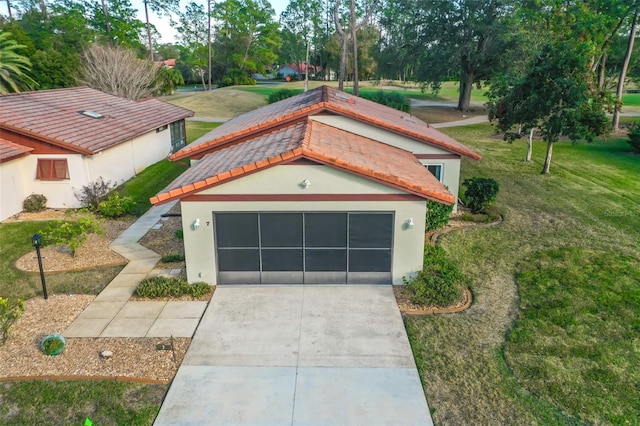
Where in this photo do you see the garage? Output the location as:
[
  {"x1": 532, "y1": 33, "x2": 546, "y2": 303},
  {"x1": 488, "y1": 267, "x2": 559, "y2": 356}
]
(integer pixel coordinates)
[{"x1": 214, "y1": 212, "x2": 394, "y2": 284}]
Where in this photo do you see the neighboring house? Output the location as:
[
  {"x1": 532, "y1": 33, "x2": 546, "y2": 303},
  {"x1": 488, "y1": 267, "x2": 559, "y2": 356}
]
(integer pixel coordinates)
[
  {"x1": 151, "y1": 85, "x2": 480, "y2": 286},
  {"x1": 155, "y1": 58, "x2": 177, "y2": 68},
  {"x1": 0, "y1": 87, "x2": 193, "y2": 220}
]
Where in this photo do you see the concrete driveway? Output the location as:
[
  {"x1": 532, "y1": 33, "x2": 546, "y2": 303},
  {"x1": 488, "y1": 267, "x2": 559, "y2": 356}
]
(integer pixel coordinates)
[{"x1": 154, "y1": 286, "x2": 432, "y2": 426}]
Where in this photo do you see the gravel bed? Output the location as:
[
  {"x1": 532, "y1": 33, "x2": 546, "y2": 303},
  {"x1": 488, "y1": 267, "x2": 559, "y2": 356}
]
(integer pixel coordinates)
[{"x1": 0, "y1": 295, "x2": 189, "y2": 383}]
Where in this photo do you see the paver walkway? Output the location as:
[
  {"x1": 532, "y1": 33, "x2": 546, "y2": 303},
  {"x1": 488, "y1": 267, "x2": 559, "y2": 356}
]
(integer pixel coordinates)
[{"x1": 64, "y1": 201, "x2": 207, "y2": 338}]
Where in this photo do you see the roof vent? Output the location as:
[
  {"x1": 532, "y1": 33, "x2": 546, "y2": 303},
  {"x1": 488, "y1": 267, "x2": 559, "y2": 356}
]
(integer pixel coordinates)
[
  {"x1": 401, "y1": 115, "x2": 417, "y2": 124},
  {"x1": 79, "y1": 110, "x2": 104, "y2": 119},
  {"x1": 335, "y1": 92, "x2": 351, "y2": 101}
]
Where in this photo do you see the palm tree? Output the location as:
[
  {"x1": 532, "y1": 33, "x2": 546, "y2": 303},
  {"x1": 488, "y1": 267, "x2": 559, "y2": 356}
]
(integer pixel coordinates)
[{"x1": 0, "y1": 31, "x2": 36, "y2": 94}]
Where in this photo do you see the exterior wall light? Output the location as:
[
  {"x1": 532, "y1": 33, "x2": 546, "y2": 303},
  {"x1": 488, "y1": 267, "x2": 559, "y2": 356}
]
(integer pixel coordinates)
[
  {"x1": 192, "y1": 218, "x2": 200, "y2": 230},
  {"x1": 301, "y1": 179, "x2": 311, "y2": 189},
  {"x1": 405, "y1": 218, "x2": 414, "y2": 229}
]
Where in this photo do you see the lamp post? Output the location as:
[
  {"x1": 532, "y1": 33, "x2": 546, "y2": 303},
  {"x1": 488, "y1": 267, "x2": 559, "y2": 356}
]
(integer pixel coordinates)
[{"x1": 31, "y1": 234, "x2": 48, "y2": 300}]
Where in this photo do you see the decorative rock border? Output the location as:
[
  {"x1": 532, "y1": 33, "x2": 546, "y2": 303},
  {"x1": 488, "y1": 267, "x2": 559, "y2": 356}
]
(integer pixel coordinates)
[
  {"x1": 0, "y1": 375, "x2": 169, "y2": 385},
  {"x1": 401, "y1": 213, "x2": 503, "y2": 315}
]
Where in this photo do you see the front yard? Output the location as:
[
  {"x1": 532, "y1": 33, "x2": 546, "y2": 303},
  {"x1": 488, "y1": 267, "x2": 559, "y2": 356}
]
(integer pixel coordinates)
[{"x1": 408, "y1": 125, "x2": 639, "y2": 424}]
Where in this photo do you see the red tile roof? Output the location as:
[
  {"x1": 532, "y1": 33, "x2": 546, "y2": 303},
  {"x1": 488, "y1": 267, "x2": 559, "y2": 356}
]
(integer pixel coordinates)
[
  {"x1": 0, "y1": 87, "x2": 193, "y2": 154},
  {"x1": 172, "y1": 85, "x2": 480, "y2": 161},
  {"x1": 151, "y1": 120, "x2": 455, "y2": 205},
  {"x1": 0, "y1": 137, "x2": 33, "y2": 162}
]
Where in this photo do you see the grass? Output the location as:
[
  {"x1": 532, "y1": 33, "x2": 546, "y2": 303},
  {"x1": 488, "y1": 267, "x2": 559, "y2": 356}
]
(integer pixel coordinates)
[
  {"x1": 406, "y1": 125, "x2": 640, "y2": 424},
  {"x1": 622, "y1": 93, "x2": 640, "y2": 106},
  {"x1": 119, "y1": 121, "x2": 220, "y2": 216},
  {"x1": 0, "y1": 380, "x2": 167, "y2": 425},
  {"x1": 0, "y1": 221, "x2": 122, "y2": 299}
]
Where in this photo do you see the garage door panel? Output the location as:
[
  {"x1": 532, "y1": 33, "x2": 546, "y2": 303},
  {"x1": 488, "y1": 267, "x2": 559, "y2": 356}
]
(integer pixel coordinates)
[
  {"x1": 349, "y1": 214, "x2": 393, "y2": 248},
  {"x1": 348, "y1": 272, "x2": 391, "y2": 285},
  {"x1": 261, "y1": 249, "x2": 303, "y2": 271},
  {"x1": 305, "y1": 213, "x2": 347, "y2": 247},
  {"x1": 349, "y1": 250, "x2": 392, "y2": 272},
  {"x1": 216, "y1": 213, "x2": 258, "y2": 247},
  {"x1": 218, "y1": 249, "x2": 260, "y2": 271},
  {"x1": 304, "y1": 272, "x2": 348, "y2": 284},
  {"x1": 218, "y1": 271, "x2": 261, "y2": 284},
  {"x1": 261, "y1": 271, "x2": 304, "y2": 284},
  {"x1": 305, "y1": 249, "x2": 347, "y2": 271},
  {"x1": 260, "y1": 213, "x2": 303, "y2": 247}
]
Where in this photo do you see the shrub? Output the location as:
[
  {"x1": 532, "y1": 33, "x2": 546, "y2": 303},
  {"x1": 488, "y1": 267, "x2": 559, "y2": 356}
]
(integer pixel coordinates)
[
  {"x1": 462, "y1": 177, "x2": 500, "y2": 213},
  {"x1": 42, "y1": 215, "x2": 104, "y2": 256},
  {"x1": 175, "y1": 229, "x2": 184, "y2": 240},
  {"x1": 425, "y1": 199, "x2": 454, "y2": 231},
  {"x1": 358, "y1": 90, "x2": 410, "y2": 112},
  {"x1": 268, "y1": 88, "x2": 303, "y2": 104},
  {"x1": 0, "y1": 297, "x2": 24, "y2": 345},
  {"x1": 23, "y1": 194, "x2": 47, "y2": 212},
  {"x1": 135, "y1": 276, "x2": 211, "y2": 299},
  {"x1": 217, "y1": 69, "x2": 255, "y2": 87},
  {"x1": 404, "y1": 246, "x2": 464, "y2": 307},
  {"x1": 75, "y1": 177, "x2": 116, "y2": 209},
  {"x1": 96, "y1": 192, "x2": 135, "y2": 217},
  {"x1": 160, "y1": 253, "x2": 185, "y2": 263},
  {"x1": 628, "y1": 122, "x2": 640, "y2": 153}
]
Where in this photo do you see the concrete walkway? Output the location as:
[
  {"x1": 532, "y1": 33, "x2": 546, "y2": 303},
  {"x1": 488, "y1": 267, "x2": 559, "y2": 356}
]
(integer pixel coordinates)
[
  {"x1": 155, "y1": 286, "x2": 433, "y2": 426},
  {"x1": 64, "y1": 201, "x2": 207, "y2": 338}
]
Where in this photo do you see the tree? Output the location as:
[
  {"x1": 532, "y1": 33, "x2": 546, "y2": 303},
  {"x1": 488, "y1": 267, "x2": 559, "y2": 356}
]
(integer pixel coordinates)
[
  {"x1": 487, "y1": 40, "x2": 609, "y2": 174},
  {"x1": 142, "y1": 0, "x2": 179, "y2": 60},
  {"x1": 0, "y1": 30, "x2": 35, "y2": 92},
  {"x1": 80, "y1": 44, "x2": 158, "y2": 100},
  {"x1": 89, "y1": 0, "x2": 146, "y2": 49},
  {"x1": 612, "y1": 7, "x2": 639, "y2": 131},
  {"x1": 175, "y1": 1, "x2": 209, "y2": 89},
  {"x1": 280, "y1": 0, "x2": 322, "y2": 91}
]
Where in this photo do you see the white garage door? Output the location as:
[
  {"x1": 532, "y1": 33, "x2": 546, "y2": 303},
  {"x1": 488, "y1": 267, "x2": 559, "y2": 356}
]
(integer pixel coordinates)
[{"x1": 214, "y1": 212, "x2": 394, "y2": 284}]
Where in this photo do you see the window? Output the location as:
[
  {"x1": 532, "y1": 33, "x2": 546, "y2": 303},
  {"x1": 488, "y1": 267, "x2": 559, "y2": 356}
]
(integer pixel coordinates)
[
  {"x1": 170, "y1": 121, "x2": 186, "y2": 153},
  {"x1": 36, "y1": 159, "x2": 69, "y2": 180},
  {"x1": 426, "y1": 164, "x2": 443, "y2": 183}
]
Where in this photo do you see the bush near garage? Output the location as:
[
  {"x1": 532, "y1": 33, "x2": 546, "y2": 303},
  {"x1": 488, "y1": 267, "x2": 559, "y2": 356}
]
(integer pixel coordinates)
[
  {"x1": 23, "y1": 194, "x2": 48, "y2": 212},
  {"x1": 135, "y1": 277, "x2": 211, "y2": 299},
  {"x1": 404, "y1": 246, "x2": 464, "y2": 306}
]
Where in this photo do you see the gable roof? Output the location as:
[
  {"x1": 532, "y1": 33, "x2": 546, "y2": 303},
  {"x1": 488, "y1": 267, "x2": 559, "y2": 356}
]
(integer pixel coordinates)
[
  {"x1": 0, "y1": 137, "x2": 33, "y2": 163},
  {"x1": 171, "y1": 85, "x2": 480, "y2": 161},
  {"x1": 151, "y1": 119, "x2": 455, "y2": 206},
  {"x1": 0, "y1": 87, "x2": 193, "y2": 155}
]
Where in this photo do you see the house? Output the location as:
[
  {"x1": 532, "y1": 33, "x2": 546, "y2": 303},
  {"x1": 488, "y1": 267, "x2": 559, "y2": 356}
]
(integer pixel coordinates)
[
  {"x1": 0, "y1": 87, "x2": 193, "y2": 220},
  {"x1": 151, "y1": 86, "x2": 480, "y2": 285},
  {"x1": 155, "y1": 58, "x2": 177, "y2": 68}
]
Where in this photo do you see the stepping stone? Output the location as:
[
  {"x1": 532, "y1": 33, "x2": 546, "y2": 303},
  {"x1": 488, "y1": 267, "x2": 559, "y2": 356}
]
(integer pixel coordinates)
[
  {"x1": 170, "y1": 269, "x2": 182, "y2": 275},
  {"x1": 151, "y1": 223, "x2": 163, "y2": 230}
]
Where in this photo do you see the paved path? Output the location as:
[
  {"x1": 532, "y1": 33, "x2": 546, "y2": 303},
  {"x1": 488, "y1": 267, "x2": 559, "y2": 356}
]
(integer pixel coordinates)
[
  {"x1": 155, "y1": 286, "x2": 433, "y2": 426},
  {"x1": 64, "y1": 201, "x2": 208, "y2": 338}
]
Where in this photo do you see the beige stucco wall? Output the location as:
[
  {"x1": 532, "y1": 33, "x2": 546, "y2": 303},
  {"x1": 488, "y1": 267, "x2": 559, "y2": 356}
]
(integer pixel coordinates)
[
  {"x1": 310, "y1": 115, "x2": 451, "y2": 155},
  {"x1": 0, "y1": 157, "x2": 30, "y2": 220},
  {"x1": 418, "y1": 158, "x2": 461, "y2": 204},
  {"x1": 25, "y1": 154, "x2": 86, "y2": 208},
  {"x1": 199, "y1": 164, "x2": 405, "y2": 195},
  {"x1": 181, "y1": 164, "x2": 427, "y2": 286}
]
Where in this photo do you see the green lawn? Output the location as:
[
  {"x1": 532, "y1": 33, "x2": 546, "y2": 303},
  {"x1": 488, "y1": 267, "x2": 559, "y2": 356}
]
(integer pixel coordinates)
[
  {"x1": 119, "y1": 121, "x2": 220, "y2": 216},
  {"x1": 406, "y1": 125, "x2": 640, "y2": 424},
  {"x1": 0, "y1": 380, "x2": 167, "y2": 425},
  {"x1": 622, "y1": 93, "x2": 640, "y2": 106}
]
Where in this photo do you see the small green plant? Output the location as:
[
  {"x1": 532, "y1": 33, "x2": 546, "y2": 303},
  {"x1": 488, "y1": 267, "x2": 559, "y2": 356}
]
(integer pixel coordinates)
[
  {"x1": 42, "y1": 216, "x2": 104, "y2": 256},
  {"x1": 0, "y1": 297, "x2": 24, "y2": 345},
  {"x1": 75, "y1": 177, "x2": 116, "y2": 209},
  {"x1": 160, "y1": 253, "x2": 185, "y2": 263},
  {"x1": 425, "y1": 199, "x2": 454, "y2": 231},
  {"x1": 628, "y1": 122, "x2": 640, "y2": 153},
  {"x1": 268, "y1": 88, "x2": 303, "y2": 104},
  {"x1": 358, "y1": 90, "x2": 410, "y2": 112},
  {"x1": 404, "y1": 246, "x2": 464, "y2": 307},
  {"x1": 174, "y1": 229, "x2": 184, "y2": 240},
  {"x1": 23, "y1": 194, "x2": 47, "y2": 212},
  {"x1": 462, "y1": 177, "x2": 500, "y2": 213},
  {"x1": 41, "y1": 334, "x2": 66, "y2": 356},
  {"x1": 135, "y1": 277, "x2": 211, "y2": 299},
  {"x1": 96, "y1": 192, "x2": 135, "y2": 217}
]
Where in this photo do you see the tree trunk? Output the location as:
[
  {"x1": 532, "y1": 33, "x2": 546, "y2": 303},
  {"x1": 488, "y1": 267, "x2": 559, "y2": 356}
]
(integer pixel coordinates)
[
  {"x1": 100, "y1": 0, "x2": 111, "y2": 36},
  {"x1": 458, "y1": 72, "x2": 473, "y2": 112},
  {"x1": 144, "y1": 0, "x2": 154, "y2": 60},
  {"x1": 6, "y1": 0, "x2": 12, "y2": 19},
  {"x1": 350, "y1": 0, "x2": 359, "y2": 96},
  {"x1": 199, "y1": 68, "x2": 206, "y2": 91},
  {"x1": 613, "y1": 11, "x2": 638, "y2": 131},
  {"x1": 598, "y1": 53, "x2": 606, "y2": 92},
  {"x1": 207, "y1": 0, "x2": 212, "y2": 90},
  {"x1": 38, "y1": 0, "x2": 47, "y2": 17},
  {"x1": 526, "y1": 128, "x2": 533, "y2": 162},
  {"x1": 542, "y1": 141, "x2": 553, "y2": 174},
  {"x1": 338, "y1": 35, "x2": 347, "y2": 90},
  {"x1": 304, "y1": 39, "x2": 310, "y2": 92}
]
